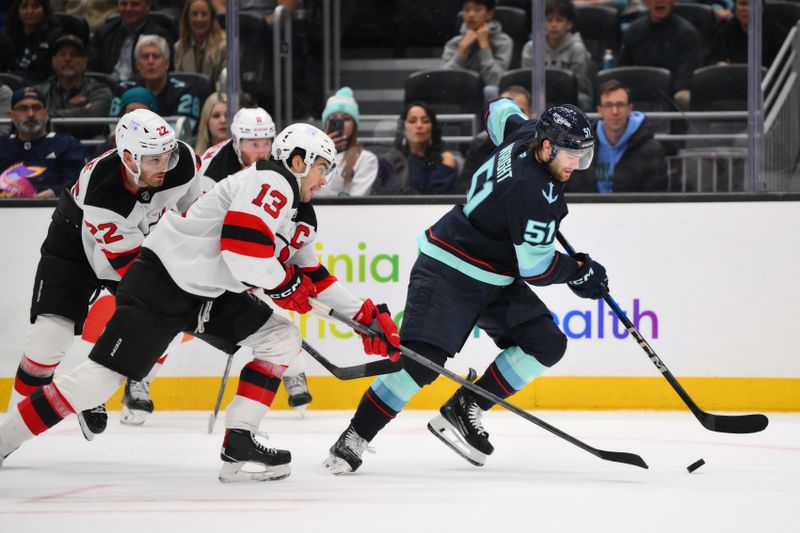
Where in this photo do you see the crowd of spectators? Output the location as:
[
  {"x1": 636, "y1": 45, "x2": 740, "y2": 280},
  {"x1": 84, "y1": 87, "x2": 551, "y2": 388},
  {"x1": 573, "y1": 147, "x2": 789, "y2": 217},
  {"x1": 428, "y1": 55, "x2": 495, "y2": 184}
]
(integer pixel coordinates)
[{"x1": 0, "y1": 0, "x2": 796, "y2": 198}]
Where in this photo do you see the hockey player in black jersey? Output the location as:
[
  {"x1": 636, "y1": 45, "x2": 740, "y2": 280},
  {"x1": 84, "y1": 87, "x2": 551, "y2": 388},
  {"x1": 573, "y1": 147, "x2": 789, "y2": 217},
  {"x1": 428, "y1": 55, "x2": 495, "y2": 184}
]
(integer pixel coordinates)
[
  {"x1": 2, "y1": 109, "x2": 201, "y2": 441},
  {"x1": 325, "y1": 99, "x2": 609, "y2": 473},
  {"x1": 0, "y1": 123, "x2": 400, "y2": 482}
]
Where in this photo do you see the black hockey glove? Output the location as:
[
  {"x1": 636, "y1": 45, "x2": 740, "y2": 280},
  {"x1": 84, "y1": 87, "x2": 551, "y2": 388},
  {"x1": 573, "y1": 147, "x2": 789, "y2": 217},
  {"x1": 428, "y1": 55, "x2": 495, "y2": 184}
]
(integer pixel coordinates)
[{"x1": 567, "y1": 253, "x2": 608, "y2": 300}]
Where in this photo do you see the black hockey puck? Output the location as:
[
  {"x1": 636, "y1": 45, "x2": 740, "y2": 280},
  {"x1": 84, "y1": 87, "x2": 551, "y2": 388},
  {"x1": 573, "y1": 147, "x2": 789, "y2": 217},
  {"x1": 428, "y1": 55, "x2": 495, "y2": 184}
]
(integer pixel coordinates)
[{"x1": 687, "y1": 459, "x2": 705, "y2": 473}]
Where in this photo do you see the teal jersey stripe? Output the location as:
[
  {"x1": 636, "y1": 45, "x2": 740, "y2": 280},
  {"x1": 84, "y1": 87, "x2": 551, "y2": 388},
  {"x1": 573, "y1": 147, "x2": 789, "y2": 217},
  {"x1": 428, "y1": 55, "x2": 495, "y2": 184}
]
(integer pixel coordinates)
[
  {"x1": 487, "y1": 98, "x2": 528, "y2": 146},
  {"x1": 495, "y1": 346, "x2": 548, "y2": 391},
  {"x1": 370, "y1": 369, "x2": 421, "y2": 412},
  {"x1": 515, "y1": 241, "x2": 556, "y2": 277},
  {"x1": 418, "y1": 233, "x2": 514, "y2": 286}
]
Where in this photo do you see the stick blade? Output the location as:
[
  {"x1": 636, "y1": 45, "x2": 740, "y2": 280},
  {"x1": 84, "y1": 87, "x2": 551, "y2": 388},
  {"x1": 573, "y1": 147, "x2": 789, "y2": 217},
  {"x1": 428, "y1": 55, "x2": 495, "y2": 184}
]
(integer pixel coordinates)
[
  {"x1": 597, "y1": 449, "x2": 649, "y2": 469},
  {"x1": 207, "y1": 413, "x2": 216, "y2": 434},
  {"x1": 700, "y1": 412, "x2": 769, "y2": 434}
]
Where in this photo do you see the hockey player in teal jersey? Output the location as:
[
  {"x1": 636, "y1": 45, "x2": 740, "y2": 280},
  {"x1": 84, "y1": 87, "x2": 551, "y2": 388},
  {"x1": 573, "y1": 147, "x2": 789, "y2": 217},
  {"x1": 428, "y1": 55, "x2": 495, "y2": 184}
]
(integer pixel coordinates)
[{"x1": 324, "y1": 99, "x2": 610, "y2": 473}]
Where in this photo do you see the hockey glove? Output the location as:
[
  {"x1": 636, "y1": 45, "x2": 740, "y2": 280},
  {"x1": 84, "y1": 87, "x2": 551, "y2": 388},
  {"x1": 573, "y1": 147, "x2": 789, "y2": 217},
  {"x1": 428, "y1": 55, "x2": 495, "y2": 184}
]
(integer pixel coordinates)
[
  {"x1": 567, "y1": 253, "x2": 609, "y2": 300},
  {"x1": 353, "y1": 299, "x2": 401, "y2": 361},
  {"x1": 265, "y1": 265, "x2": 318, "y2": 314}
]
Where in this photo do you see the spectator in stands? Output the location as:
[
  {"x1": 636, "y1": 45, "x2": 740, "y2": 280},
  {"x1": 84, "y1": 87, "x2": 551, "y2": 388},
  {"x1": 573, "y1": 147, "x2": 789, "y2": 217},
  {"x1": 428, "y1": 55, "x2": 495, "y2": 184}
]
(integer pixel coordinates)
[
  {"x1": 570, "y1": 79, "x2": 667, "y2": 192},
  {"x1": 52, "y1": 0, "x2": 117, "y2": 32},
  {"x1": 0, "y1": 86, "x2": 86, "y2": 197},
  {"x1": 36, "y1": 34, "x2": 113, "y2": 138},
  {"x1": 456, "y1": 86, "x2": 531, "y2": 193},
  {"x1": 114, "y1": 34, "x2": 201, "y2": 128},
  {"x1": 521, "y1": 0, "x2": 593, "y2": 110},
  {"x1": 372, "y1": 101, "x2": 458, "y2": 195},
  {"x1": 3, "y1": 0, "x2": 61, "y2": 82},
  {"x1": 194, "y1": 91, "x2": 227, "y2": 155},
  {"x1": 681, "y1": 0, "x2": 732, "y2": 23},
  {"x1": 0, "y1": 83, "x2": 11, "y2": 136},
  {"x1": 174, "y1": 0, "x2": 226, "y2": 85},
  {"x1": 315, "y1": 86, "x2": 378, "y2": 197},
  {"x1": 90, "y1": 0, "x2": 173, "y2": 81},
  {"x1": 441, "y1": 0, "x2": 513, "y2": 87},
  {"x1": 92, "y1": 85, "x2": 157, "y2": 156},
  {"x1": 617, "y1": 0, "x2": 700, "y2": 110},
  {"x1": 705, "y1": 0, "x2": 782, "y2": 67}
]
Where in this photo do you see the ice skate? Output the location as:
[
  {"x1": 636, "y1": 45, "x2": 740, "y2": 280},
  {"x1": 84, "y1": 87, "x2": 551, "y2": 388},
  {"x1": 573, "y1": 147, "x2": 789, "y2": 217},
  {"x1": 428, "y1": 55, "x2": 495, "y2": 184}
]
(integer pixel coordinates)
[
  {"x1": 283, "y1": 373, "x2": 312, "y2": 412},
  {"x1": 121, "y1": 379, "x2": 154, "y2": 426},
  {"x1": 323, "y1": 424, "x2": 372, "y2": 474},
  {"x1": 77, "y1": 403, "x2": 108, "y2": 441},
  {"x1": 218, "y1": 428, "x2": 291, "y2": 482},
  {"x1": 427, "y1": 388, "x2": 494, "y2": 466}
]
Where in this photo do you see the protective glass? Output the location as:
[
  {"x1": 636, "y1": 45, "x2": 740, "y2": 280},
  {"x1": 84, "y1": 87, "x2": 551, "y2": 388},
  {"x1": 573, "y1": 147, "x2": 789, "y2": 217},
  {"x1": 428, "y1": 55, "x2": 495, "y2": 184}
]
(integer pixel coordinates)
[
  {"x1": 555, "y1": 146, "x2": 594, "y2": 170},
  {"x1": 140, "y1": 147, "x2": 179, "y2": 173}
]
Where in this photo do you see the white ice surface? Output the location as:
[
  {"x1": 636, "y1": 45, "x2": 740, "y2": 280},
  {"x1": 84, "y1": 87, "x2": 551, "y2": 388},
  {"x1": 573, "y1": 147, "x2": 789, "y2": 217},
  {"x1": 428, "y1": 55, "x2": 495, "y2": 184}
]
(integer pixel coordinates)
[{"x1": 0, "y1": 410, "x2": 798, "y2": 532}]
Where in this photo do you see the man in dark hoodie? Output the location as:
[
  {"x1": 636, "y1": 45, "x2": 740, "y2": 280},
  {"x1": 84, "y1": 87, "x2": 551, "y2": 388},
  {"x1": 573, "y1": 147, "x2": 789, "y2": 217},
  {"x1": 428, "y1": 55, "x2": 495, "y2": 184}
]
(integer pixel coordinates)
[
  {"x1": 617, "y1": 0, "x2": 700, "y2": 110},
  {"x1": 441, "y1": 0, "x2": 513, "y2": 87},
  {"x1": 570, "y1": 79, "x2": 668, "y2": 193}
]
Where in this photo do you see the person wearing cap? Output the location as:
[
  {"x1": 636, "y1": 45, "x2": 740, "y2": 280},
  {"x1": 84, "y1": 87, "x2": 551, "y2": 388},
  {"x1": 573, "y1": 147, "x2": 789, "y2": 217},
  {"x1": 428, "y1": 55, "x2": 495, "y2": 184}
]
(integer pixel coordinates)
[
  {"x1": 36, "y1": 34, "x2": 114, "y2": 139},
  {"x1": 315, "y1": 86, "x2": 378, "y2": 197},
  {"x1": 0, "y1": 86, "x2": 86, "y2": 198}
]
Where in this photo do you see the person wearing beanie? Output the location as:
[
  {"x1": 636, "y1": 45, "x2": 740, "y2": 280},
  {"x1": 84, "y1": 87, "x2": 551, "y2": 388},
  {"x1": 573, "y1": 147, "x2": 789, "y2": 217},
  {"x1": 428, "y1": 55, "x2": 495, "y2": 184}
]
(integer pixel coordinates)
[
  {"x1": 315, "y1": 86, "x2": 378, "y2": 197},
  {"x1": 92, "y1": 86, "x2": 159, "y2": 157}
]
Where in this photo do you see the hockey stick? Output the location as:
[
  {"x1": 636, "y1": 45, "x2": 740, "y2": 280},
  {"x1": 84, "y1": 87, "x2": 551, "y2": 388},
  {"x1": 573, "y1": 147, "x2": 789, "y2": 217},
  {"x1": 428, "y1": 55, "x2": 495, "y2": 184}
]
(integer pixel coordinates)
[
  {"x1": 556, "y1": 231, "x2": 768, "y2": 434},
  {"x1": 309, "y1": 298, "x2": 648, "y2": 470},
  {"x1": 207, "y1": 352, "x2": 235, "y2": 434},
  {"x1": 301, "y1": 340, "x2": 403, "y2": 380}
]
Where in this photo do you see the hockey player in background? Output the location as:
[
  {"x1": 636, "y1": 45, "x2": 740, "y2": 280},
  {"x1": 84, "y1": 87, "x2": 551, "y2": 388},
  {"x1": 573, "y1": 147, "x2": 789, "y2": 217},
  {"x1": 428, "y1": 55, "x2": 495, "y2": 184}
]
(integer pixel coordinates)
[
  {"x1": 3, "y1": 108, "x2": 201, "y2": 439},
  {"x1": 0, "y1": 123, "x2": 400, "y2": 482},
  {"x1": 324, "y1": 100, "x2": 609, "y2": 473},
  {"x1": 123, "y1": 107, "x2": 318, "y2": 426}
]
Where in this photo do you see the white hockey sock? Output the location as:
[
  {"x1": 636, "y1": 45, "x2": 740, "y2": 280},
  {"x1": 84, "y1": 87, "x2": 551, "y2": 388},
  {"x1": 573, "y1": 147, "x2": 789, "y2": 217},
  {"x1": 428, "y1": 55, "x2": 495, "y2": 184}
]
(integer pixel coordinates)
[
  {"x1": 54, "y1": 360, "x2": 126, "y2": 412},
  {"x1": 0, "y1": 406, "x2": 35, "y2": 457}
]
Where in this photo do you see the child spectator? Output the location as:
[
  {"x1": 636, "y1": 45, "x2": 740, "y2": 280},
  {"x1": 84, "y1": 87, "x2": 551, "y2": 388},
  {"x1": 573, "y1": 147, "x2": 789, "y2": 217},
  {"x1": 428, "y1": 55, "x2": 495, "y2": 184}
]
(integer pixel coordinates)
[
  {"x1": 316, "y1": 86, "x2": 378, "y2": 197},
  {"x1": 174, "y1": 0, "x2": 227, "y2": 85},
  {"x1": 441, "y1": 0, "x2": 513, "y2": 87},
  {"x1": 521, "y1": 0, "x2": 593, "y2": 110}
]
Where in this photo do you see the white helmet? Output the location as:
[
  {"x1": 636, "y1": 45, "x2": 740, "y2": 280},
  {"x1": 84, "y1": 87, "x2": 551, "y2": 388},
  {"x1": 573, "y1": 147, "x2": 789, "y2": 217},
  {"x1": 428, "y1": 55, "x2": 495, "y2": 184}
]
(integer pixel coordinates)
[
  {"x1": 231, "y1": 107, "x2": 276, "y2": 164},
  {"x1": 116, "y1": 108, "x2": 178, "y2": 185},
  {"x1": 271, "y1": 123, "x2": 337, "y2": 179}
]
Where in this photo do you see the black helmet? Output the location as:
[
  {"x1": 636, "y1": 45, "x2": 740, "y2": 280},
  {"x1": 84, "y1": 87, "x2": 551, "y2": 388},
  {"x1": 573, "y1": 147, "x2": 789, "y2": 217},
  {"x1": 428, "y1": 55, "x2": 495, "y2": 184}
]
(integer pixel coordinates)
[
  {"x1": 537, "y1": 104, "x2": 594, "y2": 150},
  {"x1": 536, "y1": 104, "x2": 595, "y2": 169}
]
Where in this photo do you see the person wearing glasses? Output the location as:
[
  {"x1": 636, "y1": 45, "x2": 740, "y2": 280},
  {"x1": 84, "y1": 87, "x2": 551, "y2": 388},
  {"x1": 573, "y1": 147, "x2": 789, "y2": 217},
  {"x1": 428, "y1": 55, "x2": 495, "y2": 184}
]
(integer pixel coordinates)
[
  {"x1": 569, "y1": 79, "x2": 668, "y2": 193},
  {"x1": 0, "y1": 86, "x2": 87, "y2": 198}
]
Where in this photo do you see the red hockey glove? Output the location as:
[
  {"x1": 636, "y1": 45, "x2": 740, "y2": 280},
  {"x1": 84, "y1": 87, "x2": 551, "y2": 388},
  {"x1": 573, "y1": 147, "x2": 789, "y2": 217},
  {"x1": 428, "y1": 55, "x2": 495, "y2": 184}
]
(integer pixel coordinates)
[
  {"x1": 353, "y1": 299, "x2": 401, "y2": 361},
  {"x1": 264, "y1": 265, "x2": 317, "y2": 314}
]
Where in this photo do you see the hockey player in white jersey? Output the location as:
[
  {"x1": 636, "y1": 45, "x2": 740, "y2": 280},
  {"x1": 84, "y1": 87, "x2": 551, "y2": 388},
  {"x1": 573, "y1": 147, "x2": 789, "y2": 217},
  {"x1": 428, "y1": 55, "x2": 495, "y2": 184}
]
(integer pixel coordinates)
[
  {"x1": 3, "y1": 108, "x2": 201, "y2": 440},
  {"x1": 131, "y1": 108, "x2": 314, "y2": 423},
  {"x1": 0, "y1": 123, "x2": 400, "y2": 481}
]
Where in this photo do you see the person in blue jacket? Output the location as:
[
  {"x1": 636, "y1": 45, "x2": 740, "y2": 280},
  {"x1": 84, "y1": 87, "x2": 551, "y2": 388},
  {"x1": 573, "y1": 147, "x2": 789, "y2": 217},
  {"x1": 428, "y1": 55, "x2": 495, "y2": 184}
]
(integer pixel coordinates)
[
  {"x1": 0, "y1": 86, "x2": 86, "y2": 198},
  {"x1": 324, "y1": 98, "x2": 611, "y2": 473}
]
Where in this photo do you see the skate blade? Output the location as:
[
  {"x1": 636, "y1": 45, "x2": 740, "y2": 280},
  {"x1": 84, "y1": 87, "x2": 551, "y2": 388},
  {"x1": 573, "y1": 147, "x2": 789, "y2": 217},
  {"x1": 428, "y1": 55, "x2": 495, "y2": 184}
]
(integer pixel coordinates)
[
  {"x1": 76, "y1": 413, "x2": 96, "y2": 442},
  {"x1": 218, "y1": 461, "x2": 291, "y2": 483},
  {"x1": 323, "y1": 454, "x2": 355, "y2": 475},
  {"x1": 427, "y1": 416, "x2": 486, "y2": 467},
  {"x1": 121, "y1": 407, "x2": 150, "y2": 426}
]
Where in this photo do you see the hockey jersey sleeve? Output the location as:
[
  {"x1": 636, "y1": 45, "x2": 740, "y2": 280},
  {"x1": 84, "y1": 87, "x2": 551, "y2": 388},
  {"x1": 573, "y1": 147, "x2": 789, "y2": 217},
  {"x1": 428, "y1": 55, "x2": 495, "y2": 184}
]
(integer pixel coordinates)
[
  {"x1": 484, "y1": 97, "x2": 529, "y2": 147},
  {"x1": 292, "y1": 242, "x2": 362, "y2": 318},
  {"x1": 506, "y1": 181, "x2": 580, "y2": 287},
  {"x1": 219, "y1": 169, "x2": 297, "y2": 291}
]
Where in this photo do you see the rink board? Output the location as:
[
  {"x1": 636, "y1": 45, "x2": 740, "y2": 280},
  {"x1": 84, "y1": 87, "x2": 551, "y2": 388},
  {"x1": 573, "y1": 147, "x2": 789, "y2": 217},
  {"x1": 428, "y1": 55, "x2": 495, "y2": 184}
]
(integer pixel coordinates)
[{"x1": 0, "y1": 201, "x2": 797, "y2": 411}]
